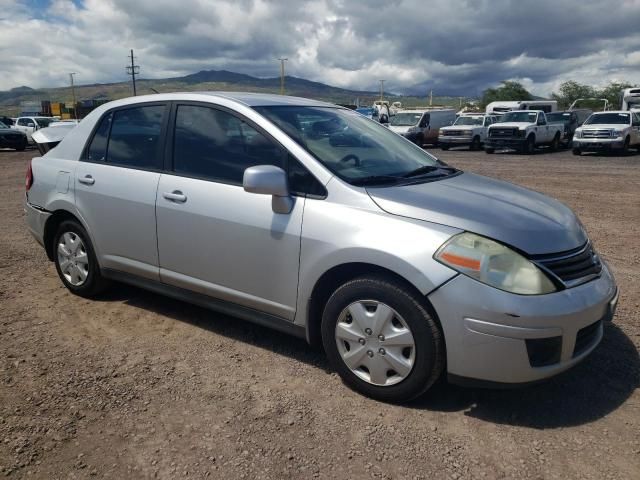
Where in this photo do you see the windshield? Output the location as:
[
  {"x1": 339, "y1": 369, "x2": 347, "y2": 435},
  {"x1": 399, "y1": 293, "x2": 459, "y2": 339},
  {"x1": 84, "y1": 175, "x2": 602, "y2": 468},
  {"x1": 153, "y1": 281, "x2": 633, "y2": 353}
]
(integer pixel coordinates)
[
  {"x1": 0, "y1": 121, "x2": 7, "y2": 129},
  {"x1": 501, "y1": 111, "x2": 538, "y2": 123},
  {"x1": 254, "y1": 106, "x2": 451, "y2": 185},
  {"x1": 454, "y1": 116, "x2": 483, "y2": 126},
  {"x1": 546, "y1": 113, "x2": 571, "y2": 123},
  {"x1": 390, "y1": 112, "x2": 422, "y2": 126},
  {"x1": 35, "y1": 118, "x2": 56, "y2": 127},
  {"x1": 583, "y1": 113, "x2": 630, "y2": 125}
]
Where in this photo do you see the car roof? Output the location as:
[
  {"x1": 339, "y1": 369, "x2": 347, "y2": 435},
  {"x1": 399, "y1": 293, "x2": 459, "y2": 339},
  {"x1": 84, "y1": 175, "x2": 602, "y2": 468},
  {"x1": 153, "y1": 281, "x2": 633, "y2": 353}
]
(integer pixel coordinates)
[{"x1": 99, "y1": 92, "x2": 337, "y2": 109}]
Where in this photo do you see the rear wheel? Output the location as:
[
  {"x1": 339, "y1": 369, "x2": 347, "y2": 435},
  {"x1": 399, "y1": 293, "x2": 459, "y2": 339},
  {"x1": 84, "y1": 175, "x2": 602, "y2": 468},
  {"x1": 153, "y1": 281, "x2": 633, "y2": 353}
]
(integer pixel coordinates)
[
  {"x1": 53, "y1": 220, "x2": 109, "y2": 297},
  {"x1": 485, "y1": 147, "x2": 495, "y2": 154},
  {"x1": 15, "y1": 140, "x2": 26, "y2": 151},
  {"x1": 321, "y1": 276, "x2": 444, "y2": 402},
  {"x1": 440, "y1": 144, "x2": 450, "y2": 151},
  {"x1": 550, "y1": 133, "x2": 560, "y2": 151}
]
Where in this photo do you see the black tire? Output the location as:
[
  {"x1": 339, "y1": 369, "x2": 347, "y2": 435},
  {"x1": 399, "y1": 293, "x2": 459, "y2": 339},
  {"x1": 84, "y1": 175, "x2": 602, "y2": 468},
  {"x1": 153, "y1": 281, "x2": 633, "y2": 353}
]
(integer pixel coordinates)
[
  {"x1": 15, "y1": 140, "x2": 26, "y2": 152},
  {"x1": 550, "y1": 133, "x2": 560, "y2": 152},
  {"x1": 53, "y1": 220, "x2": 109, "y2": 297},
  {"x1": 321, "y1": 275, "x2": 444, "y2": 403},
  {"x1": 620, "y1": 136, "x2": 630, "y2": 155},
  {"x1": 485, "y1": 147, "x2": 495, "y2": 154},
  {"x1": 572, "y1": 148, "x2": 582, "y2": 156},
  {"x1": 470, "y1": 136, "x2": 481, "y2": 151},
  {"x1": 523, "y1": 135, "x2": 535, "y2": 155},
  {"x1": 414, "y1": 135, "x2": 424, "y2": 147},
  {"x1": 440, "y1": 145, "x2": 450, "y2": 151}
]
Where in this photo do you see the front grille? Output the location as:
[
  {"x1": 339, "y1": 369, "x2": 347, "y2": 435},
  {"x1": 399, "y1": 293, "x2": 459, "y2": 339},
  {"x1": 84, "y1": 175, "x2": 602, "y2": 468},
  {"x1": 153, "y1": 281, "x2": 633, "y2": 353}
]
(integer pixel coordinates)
[
  {"x1": 573, "y1": 320, "x2": 602, "y2": 357},
  {"x1": 532, "y1": 242, "x2": 602, "y2": 285},
  {"x1": 442, "y1": 130, "x2": 466, "y2": 136},
  {"x1": 582, "y1": 129, "x2": 613, "y2": 139},
  {"x1": 489, "y1": 128, "x2": 518, "y2": 138}
]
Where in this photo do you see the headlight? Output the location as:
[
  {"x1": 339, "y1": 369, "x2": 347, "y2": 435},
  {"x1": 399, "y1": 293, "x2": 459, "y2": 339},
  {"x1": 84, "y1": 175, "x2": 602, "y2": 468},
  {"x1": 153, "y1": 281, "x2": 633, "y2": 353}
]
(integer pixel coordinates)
[
  {"x1": 463, "y1": 130, "x2": 473, "y2": 136},
  {"x1": 408, "y1": 126, "x2": 420, "y2": 133},
  {"x1": 517, "y1": 129, "x2": 526, "y2": 137},
  {"x1": 434, "y1": 232, "x2": 557, "y2": 295},
  {"x1": 575, "y1": 130, "x2": 582, "y2": 138}
]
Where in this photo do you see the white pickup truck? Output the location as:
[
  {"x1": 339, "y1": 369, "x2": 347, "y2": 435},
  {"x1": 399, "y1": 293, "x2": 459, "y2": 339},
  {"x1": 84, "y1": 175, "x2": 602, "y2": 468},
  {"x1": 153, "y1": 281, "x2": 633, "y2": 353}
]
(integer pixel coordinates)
[
  {"x1": 438, "y1": 113, "x2": 499, "y2": 150},
  {"x1": 485, "y1": 110, "x2": 564, "y2": 154},
  {"x1": 11, "y1": 116, "x2": 57, "y2": 143}
]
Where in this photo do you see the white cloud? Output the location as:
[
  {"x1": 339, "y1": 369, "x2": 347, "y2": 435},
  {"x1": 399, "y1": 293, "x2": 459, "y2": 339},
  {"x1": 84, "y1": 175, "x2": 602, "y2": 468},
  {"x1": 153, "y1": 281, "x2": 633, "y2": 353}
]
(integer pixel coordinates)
[{"x1": 0, "y1": 0, "x2": 639, "y2": 96}]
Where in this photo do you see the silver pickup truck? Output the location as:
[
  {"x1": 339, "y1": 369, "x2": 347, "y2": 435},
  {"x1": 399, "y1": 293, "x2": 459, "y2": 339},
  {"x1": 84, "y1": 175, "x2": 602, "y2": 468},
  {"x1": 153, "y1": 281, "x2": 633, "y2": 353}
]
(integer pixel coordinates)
[{"x1": 485, "y1": 110, "x2": 564, "y2": 154}]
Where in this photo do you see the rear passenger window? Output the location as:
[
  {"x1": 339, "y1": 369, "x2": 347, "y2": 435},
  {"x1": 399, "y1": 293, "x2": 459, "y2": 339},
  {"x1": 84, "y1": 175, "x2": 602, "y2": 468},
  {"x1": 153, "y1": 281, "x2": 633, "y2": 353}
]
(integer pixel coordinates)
[
  {"x1": 173, "y1": 105, "x2": 285, "y2": 184},
  {"x1": 107, "y1": 105, "x2": 165, "y2": 169},
  {"x1": 87, "y1": 113, "x2": 112, "y2": 162}
]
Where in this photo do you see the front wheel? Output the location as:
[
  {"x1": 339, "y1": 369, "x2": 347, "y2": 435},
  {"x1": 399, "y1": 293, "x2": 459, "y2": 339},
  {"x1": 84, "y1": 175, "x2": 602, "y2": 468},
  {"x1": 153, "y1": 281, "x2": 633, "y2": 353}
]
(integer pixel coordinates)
[
  {"x1": 470, "y1": 136, "x2": 481, "y2": 151},
  {"x1": 440, "y1": 144, "x2": 450, "y2": 151},
  {"x1": 572, "y1": 148, "x2": 582, "y2": 156},
  {"x1": 550, "y1": 133, "x2": 560, "y2": 151},
  {"x1": 485, "y1": 147, "x2": 495, "y2": 154},
  {"x1": 620, "y1": 136, "x2": 630, "y2": 155},
  {"x1": 523, "y1": 135, "x2": 536, "y2": 155},
  {"x1": 53, "y1": 220, "x2": 109, "y2": 297},
  {"x1": 321, "y1": 276, "x2": 444, "y2": 403}
]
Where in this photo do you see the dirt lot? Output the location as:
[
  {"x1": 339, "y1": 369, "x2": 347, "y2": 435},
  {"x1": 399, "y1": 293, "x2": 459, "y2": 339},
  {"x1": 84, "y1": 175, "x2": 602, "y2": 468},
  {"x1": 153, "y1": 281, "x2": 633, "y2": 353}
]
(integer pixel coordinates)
[{"x1": 1, "y1": 146, "x2": 639, "y2": 479}]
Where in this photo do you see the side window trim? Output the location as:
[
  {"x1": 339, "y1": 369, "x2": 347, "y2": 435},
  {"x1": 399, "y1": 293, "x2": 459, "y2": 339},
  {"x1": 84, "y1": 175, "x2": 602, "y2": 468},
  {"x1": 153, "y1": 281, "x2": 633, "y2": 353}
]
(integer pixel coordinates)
[
  {"x1": 166, "y1": 101, "x2": 326, "y2": 198},
  {"x1": 81, "y1": 102, "x2": 170, "y2": 172}
]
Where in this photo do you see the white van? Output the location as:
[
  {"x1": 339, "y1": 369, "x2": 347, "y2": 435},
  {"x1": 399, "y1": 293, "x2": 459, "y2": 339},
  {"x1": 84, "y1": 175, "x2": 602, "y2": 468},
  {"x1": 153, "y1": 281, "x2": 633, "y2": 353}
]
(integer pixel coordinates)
[
  {"x1": 485, "y1": 100, "x2": 557, "y2": 115},
  {"x1": 389, "y1": 108, "x2": 456, "y2": 145}
]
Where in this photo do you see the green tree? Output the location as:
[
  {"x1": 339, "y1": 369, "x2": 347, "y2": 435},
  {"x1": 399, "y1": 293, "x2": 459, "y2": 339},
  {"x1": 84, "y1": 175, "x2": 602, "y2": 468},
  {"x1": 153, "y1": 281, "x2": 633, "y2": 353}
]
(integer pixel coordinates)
[
  {"x1": 551, "y1": 80, "x2": 596, "y2": 109},
  {"x1": 481, "y1": 81, "x2": 532, "y2": 108}
]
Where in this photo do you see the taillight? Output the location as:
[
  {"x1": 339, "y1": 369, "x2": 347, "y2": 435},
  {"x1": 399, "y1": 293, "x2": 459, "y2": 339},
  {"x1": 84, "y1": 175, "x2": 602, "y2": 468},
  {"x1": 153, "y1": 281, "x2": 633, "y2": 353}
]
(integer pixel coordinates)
[{"x1": 25, "y1": 159, "x2": 34, "y2": 191}]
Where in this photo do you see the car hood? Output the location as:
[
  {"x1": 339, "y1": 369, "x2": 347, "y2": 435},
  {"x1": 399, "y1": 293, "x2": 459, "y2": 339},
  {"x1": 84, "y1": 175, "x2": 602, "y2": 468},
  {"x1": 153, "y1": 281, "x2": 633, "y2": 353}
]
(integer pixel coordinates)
[
  {"x1": 367, "y1": 172, "x2": 587, "y2": 255},
  {"x1": 441, "y1": 125, "x2": 477, "y2": 131},
  {"x1": 0, "y1": 127, "x2": 21, "y2": 134},
  {"x1": 578, "y1": 124, "x2": 629, "y2": 130},
  {"x1": 389, "y1": 125, "x2": 413, "y2": 133},
  {"x1": 489, "y1": 122, "x2": 531, "y2": 129}
]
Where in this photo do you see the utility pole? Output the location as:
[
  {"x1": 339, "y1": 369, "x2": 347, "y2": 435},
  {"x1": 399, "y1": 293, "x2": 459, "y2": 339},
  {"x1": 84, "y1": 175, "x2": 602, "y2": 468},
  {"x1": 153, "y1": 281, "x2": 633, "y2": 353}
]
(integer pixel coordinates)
[
  {"x1": 69, "y1": 73, "x2": 77, "y2": 120},
  {"x1": 126, "y1": 49, "x2": 140, "y2": 96},
  {"x1": 278, "y1": 58, "x2": 288, "y2": 95},
  {"x1": 379, "y1": 80, "x2": 385, "y2": 101},
  {"x1": 429, "y1": 89, "x2": 433, "y2": 106}
]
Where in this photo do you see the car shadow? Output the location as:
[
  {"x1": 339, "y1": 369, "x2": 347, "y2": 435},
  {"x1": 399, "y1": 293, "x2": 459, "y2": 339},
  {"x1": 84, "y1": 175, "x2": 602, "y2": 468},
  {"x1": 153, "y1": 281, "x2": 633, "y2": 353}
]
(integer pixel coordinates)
[
  {"x1": 97, "y1": 283, "x2": 638, "y2": 428},
  {"x1": 408, "y1": 323, "x2": 639, "y2": 429}
]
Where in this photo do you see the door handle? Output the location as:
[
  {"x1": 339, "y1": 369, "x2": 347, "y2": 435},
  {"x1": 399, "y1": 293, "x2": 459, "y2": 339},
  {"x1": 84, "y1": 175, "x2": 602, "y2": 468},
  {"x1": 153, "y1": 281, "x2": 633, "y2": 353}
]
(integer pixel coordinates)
[
  {"x1": 163, "y1": 191, "x2": 187, "y2": 203},
  {"x1": 78, "y1": 175, "x2": 95, "y2": 185}
]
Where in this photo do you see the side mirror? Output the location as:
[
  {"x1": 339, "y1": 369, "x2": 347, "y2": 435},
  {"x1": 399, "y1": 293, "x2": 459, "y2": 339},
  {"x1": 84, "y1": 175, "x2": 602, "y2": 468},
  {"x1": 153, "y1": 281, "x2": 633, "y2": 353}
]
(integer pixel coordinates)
[
  {"x1": 379, "y1": 114, "x2": 389, "y2": 124},
  {"x1": 26, "y1": 122, "x2": 35, "y2": 128},
  {"x1": 243, "y1": 165, "x2": 293, "y2": 214}
]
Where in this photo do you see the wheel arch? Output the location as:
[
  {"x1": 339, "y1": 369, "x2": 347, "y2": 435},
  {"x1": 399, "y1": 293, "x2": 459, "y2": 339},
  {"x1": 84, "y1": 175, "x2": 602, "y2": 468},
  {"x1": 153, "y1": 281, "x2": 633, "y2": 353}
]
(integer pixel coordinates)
[
  {"x1": 305, "y1": 262, "x2": 444, "y2": 349},
  {"x1": 43, "y1": 210, "x2": 85, "y2": 261}
]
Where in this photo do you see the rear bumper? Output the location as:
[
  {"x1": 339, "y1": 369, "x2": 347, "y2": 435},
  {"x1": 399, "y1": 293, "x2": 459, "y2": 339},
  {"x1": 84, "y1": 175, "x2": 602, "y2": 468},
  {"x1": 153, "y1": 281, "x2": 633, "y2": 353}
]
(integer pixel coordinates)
[
  {"x1": 24, "y1": 200, "x2": 51, "y2": 248},
  {"x1": 429, "y1": 262, "x2": 618, "y2": 384}
]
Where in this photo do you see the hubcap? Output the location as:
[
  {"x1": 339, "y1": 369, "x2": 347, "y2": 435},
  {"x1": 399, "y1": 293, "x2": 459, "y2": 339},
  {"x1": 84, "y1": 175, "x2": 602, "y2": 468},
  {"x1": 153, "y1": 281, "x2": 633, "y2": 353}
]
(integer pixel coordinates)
[
  {"x1": 57, "y1": 232, "x2": 89, "y2": 287},
  {"x1": 335, "y1": 300, "x2": 416, "y2": 387}
]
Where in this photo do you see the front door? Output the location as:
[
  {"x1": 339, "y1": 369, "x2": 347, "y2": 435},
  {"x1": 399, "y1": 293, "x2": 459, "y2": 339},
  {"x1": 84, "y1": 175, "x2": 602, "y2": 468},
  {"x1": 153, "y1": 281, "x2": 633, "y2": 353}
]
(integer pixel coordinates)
[
  {"x1": 74, "y1": 103, "x2": 168, "y2": 280},
  {"x1": 155, "y1": 103, "x2": 304, "y2": 320}
]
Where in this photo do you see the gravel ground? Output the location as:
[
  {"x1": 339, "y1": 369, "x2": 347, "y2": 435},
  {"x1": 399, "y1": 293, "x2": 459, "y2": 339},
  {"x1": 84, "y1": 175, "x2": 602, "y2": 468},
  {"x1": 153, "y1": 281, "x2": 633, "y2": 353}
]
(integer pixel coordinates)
[{"x1": 1, "y1": 146, "x2": 639, "y2": 479}]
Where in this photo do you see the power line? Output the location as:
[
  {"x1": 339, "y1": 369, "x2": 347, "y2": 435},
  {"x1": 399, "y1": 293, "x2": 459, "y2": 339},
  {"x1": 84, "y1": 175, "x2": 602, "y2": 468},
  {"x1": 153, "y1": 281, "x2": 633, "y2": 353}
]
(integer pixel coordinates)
[
  {"x1": 126, "y1": 49, "x2": 140, "y2": 96},
  {"x1": 278, "y1": 58, "x2": 288, "y2": 95}
]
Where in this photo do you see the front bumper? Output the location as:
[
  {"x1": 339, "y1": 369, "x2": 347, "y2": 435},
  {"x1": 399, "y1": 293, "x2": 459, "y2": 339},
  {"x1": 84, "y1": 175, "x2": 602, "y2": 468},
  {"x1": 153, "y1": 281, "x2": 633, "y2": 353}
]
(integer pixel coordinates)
[
  {"x1": 573, "y1": 138, "x2": 626, "y2": 151},
  {"x1": 24, "y1": 200, "x2": 51, "y2": 248},
  {"x1": 485, "y1": 137, "x2": 526, "y2": 149},
  {"x1": 438, "y1": 136, "x2": 474, "y2": 146},
  {"x1": 429, "y1": 262, "x2": 617, "y2": 384}
]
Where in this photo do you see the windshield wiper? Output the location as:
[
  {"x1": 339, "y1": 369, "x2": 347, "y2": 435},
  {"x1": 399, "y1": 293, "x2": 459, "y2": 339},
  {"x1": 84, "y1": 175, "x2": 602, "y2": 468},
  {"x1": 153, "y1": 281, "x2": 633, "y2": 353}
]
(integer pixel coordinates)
[
  {"x1": 351, "y1": 175, "x2": 404, "y2": 186},
  {"x1": 402, "y1": 164, "x2": 459, "y2": 178}
]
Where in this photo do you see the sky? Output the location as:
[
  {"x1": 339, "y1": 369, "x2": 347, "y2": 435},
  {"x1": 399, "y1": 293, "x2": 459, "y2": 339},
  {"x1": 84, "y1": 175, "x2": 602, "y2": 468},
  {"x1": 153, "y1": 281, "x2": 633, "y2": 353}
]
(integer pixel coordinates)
[{"x1": 1, "y1": 0, "x2": 640, "y2": 96}]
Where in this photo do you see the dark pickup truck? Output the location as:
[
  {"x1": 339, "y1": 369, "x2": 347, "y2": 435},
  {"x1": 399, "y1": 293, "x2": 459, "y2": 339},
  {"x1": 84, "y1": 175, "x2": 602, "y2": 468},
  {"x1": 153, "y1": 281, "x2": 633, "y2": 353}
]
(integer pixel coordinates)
[
  {"x1": 546, "y1": 110, "x2": 592, "y2": 147},
  {"x1": 0, "y1": 121, "x2": 27, "y2": 151}
]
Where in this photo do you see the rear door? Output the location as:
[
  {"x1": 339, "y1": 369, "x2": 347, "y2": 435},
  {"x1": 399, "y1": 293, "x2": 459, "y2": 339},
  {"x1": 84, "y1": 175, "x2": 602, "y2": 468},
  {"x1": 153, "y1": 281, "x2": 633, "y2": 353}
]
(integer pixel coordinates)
[
  {"x1": 155, "y1": 103, "x2": 305, "y2": 319},
  {"x1": 74, "y1": 103, "x2": 168, "y2": 280}
]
